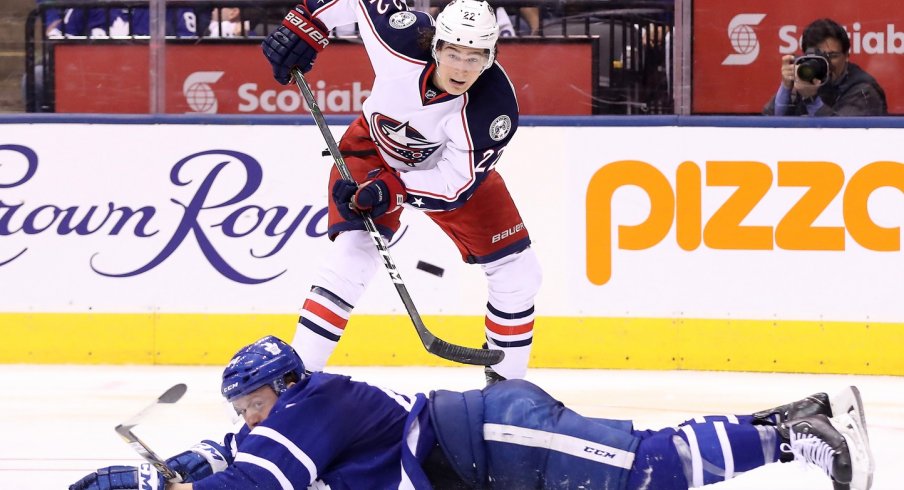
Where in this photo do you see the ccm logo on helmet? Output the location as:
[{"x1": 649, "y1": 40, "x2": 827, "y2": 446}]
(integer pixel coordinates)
[{"x1": 285, "y1": 11, "x2": 329, "y2": 49}]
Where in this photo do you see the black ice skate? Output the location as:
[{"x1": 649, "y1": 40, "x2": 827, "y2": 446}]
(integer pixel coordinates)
[
  {"x1": 781, "y1": 412, "x2": 873, "y2": 490},
  {"x1": 482, "y1": 343, "x2": 506, "y2": 386},
  {"x1": 753, "y1": 392, "x2": 832, "y2": 426},
  {"x1": 484, "y1": 365, "x2": 506, "y2": 386},
  {"x1": 828, "y1": 387, "x2": 874, "y2": 490}
]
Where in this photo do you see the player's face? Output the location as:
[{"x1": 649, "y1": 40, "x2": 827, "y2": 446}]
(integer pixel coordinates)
[
  {"x1": 232, "y1": 385, "x2": 279, "y2": 429},
  {"x1": 433, "y1": 44, "x2": 489, "y2": 95}
]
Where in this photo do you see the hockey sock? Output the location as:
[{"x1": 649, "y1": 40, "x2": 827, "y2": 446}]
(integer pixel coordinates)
[
  {"x1": 628, "y1": 416, "x2": 782, "y2": 489},
  {"x1": 292, "y1": 230, "x2": 380, "y2": 371},
  {"x1": 293, "y1": 286, "x2": 352, "y2": 371},
  {"x1": 484, "y1": 302, "x2": 534, "y2": 380},
  {"x1": 481, "y1": 248, "x2": 541, "y2": 380}
]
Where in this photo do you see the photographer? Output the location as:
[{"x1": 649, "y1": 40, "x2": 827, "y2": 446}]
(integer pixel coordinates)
[{"x1": 764, "y1": 18, "x2": 887, "y2": 116}]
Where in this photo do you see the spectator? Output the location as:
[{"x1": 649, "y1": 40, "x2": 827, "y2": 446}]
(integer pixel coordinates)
[
  {"x1": 69, "y1": 335, "x2": 874, "y2": 490},
  {"x1": 43, "y1": 4, "x2": 198, "y2": 38},
  {"x1": 207, "y1": 7, "x2": 251, "y2": 38},
  {"x1": 516, "y1": 4, "x2": 540, "y2": 35},
  {"x1": 764, "y1": 18, "x2": 887, "y2": 116},
  {"x1": 108, "y1": 7, "x2": 198, "y2": 37},
  {"x1": 57, "y1": 7, "x2": 118, "y2": 37},
  {"x1": 37, "y1": 0, "x2": 63, "y2": 38}
]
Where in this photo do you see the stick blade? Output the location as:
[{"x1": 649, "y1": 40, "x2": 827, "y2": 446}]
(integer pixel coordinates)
[
  {"x1": 158, "y1": 383, "x2": 187, "y2": 404},
  {"x1": 427, "y1": 338, "x2": 505, "y2": 366}
]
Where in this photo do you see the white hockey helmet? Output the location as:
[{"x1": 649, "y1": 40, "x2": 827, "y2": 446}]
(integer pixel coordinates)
[{"x1": 432, "y1": 0, "x2": 500, "y2": 71}]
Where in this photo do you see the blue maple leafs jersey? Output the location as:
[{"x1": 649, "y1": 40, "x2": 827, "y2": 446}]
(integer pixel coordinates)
[
  {"x1": 193, "y1": 373, "x2": 436, "y2": 490},
  {"x1": 309, "y1": 0, "x2": 519, "y2": 212}
]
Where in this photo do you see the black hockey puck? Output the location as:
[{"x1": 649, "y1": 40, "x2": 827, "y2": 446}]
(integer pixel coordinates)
[{"x1": 416, "y1": 260, "x2": 445, "y2": 277}]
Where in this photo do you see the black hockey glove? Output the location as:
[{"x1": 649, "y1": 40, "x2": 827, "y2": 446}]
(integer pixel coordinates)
[
  {"x1": 332, "y1": 169, "x2": 407, "y2": 221},
  {"x1": 262, "y1": 4, "x2": 330, "y2": 84}
]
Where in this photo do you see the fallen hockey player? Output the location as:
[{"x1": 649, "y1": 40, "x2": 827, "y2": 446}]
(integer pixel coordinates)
[{"x1": 71, "y1": 335, "x2": 874, "y2": 490}]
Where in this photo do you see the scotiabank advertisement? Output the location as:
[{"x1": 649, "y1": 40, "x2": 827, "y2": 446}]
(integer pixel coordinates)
[
  {"x1": 693, "y1": 1, "x2": 903, "y2": 114},
  {"x1": 53, "y1": 41, "x2": 595, "y2": 115}
]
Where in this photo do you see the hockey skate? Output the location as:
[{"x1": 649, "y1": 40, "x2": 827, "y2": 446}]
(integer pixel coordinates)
[
  {"x1": 781, "y1": 411, "x2": 873, "y2": 490},
  {"x1": 484, "y1": 365, "x2": 505, "y2": 386},
  {"x1": 828, "y1": 387, "x2": 874, "y2": 490},
  {"x1": 753, "y1": 392, "x2": 832, "y2": 426},
  {"x1": 482, "y1": 343, "x2": 506, "y2": 386}
]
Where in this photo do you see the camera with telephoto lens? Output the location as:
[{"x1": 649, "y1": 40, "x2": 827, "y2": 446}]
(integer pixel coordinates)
[{"x1": 795, "y1": 49, "x2": 831, "y2": 83}]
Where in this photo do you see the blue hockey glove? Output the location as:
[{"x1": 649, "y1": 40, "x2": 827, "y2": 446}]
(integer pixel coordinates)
[
  {"x1": 262, "y1": 4, "x2": 330, "y2": 84},
  {"x1": 331, "y1": 169, "x2": 407, "y2": 221},
  {"x1": 69, "y1": 440, "x2": 231, "y2": 490},
  {"x1": 166, "y1": 440, "x2": 232, "y2": 480},
  {"x1": 69, "y1": 463, "x2": 164, "y2": 490}
]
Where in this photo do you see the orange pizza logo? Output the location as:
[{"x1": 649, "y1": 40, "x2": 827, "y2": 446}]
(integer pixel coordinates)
[{"x1": 586, "y1": 160, "x2": 904, "y2": 285}]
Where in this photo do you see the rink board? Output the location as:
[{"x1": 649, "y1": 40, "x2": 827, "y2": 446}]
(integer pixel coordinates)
[
  {"x1": 1, "y1": 117, "x2": 903, "y2": 374},
  {"x1": 1, "y1": 312, "x2": 900, "y2": 375}
]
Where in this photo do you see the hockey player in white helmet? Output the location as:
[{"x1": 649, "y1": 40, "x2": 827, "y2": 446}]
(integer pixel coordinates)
[{"x1": 261, "y1": 0, "x2": 541, "y2": 384}]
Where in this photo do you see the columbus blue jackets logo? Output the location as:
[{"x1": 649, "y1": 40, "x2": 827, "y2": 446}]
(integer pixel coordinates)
[
  {"x1": 389, "y1": 11, "x2": 417, "y2": 29},
  {"x1": 371, "y1": 113, "x2": 441, "y2": 166},
  {"x1": 489, "y1": 115, "x2": 512, "y2": 141}
]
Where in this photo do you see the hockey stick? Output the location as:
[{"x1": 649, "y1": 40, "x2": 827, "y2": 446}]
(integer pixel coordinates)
[
  {"x1": 114, "y1": 383, "x2": 187, "y2": 482},
  {"x1": 291, "y1": 68, "x2": 503, "y2": 366}
]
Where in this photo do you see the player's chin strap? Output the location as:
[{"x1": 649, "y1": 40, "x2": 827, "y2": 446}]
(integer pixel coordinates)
[{"x1": 289, "y1": 67, "x2": 504, "y2": 367}]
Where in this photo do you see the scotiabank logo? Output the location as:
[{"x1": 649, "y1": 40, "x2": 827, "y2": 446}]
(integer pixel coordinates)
[
  {"x1": 586, "y1": 160, "x2": 904, "y2": 285},
  {"x1": 779, "y1": 22, "x2": 904, "y2": 55},
  {"x1": 183, "y1": 71, "x2": 225, "y2": 114},
  {"x1": 722, "y1": 13, "x2": 767, "y2": 66},
  {"x1": 237, "y1": 80, "x2": 370, "y2": 113}
]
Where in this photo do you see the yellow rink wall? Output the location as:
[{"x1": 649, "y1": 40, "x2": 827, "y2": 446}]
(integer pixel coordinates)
[{"x1": 1, "y1": 313, "x2": 901, "y2": 375}]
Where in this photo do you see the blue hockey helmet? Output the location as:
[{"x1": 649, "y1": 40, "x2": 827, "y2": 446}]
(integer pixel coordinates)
[{"x1": 221, "y1": 336, "x2": 306, "y2": 402}]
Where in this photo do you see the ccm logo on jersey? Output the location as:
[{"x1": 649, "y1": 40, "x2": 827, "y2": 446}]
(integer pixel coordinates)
[
  {"x1": 491, "y1": 222, "x2": 524, "y2": 243},
  {"x1": 584, "y1": 446, "x2": 619, "y2": 459},
  {"x1": 284, "y1": 11, "x2": 329, "y2": 50}
]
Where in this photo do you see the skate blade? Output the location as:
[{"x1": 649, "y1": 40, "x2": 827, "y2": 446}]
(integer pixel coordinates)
[{"x1": 830, "y1": 387, "x2": 874, "y2": 490}]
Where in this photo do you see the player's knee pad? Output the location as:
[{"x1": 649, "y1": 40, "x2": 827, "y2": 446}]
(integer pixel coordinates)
[
  {"x1": 312, "y1": 230, "x2": 381, "y2": 306},
  {"x1": 482, "y1": 247, "x2": 542, "y2": 309}
]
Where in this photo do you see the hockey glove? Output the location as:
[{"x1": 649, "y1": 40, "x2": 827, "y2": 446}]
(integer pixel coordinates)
[
  {"x1": 262, "y1": 4, "x2": 330, "y2": 84},
  {"x1": 69, "y1": 440, "x2": 230, "y2": 490},
  {"x1": 331, "y1": 169, "x2": 407, "y2": 221},
  {"x1": 69, "y1": 463, "x2": 165, "y2": 490},
  {"x1": 166, "y1": 440, "x2": 232, "y2": 480}
]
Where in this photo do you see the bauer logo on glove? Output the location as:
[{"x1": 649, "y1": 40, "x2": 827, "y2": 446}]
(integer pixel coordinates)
[{"x1": 284, "y1": 8, "x2": 329, "y2": 50}]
